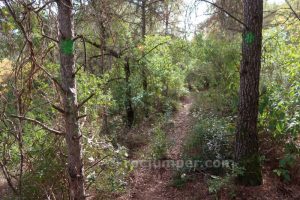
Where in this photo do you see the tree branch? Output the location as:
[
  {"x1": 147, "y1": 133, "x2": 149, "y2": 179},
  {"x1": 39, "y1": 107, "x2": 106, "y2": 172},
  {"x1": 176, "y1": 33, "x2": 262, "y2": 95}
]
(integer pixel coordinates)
[
  {"x1": 199, "y1": 0, "x2": 248, "y2": 29},
  {"x1": 42, "y1": 34, "x2": 59, "y2": 43},
  {"x1": 137, "y1": 41, "x2": 169, "y2": 62},
  {"x1": 52, "y1": 104, "x2": 66, "y2": 114},
  {"x1": 35, "y1": 0, "x2": 56, "y2": 13},
  {"x1": 285, "y1": 0, "x2": 300, "y2": 21},
  {"x1": 78, "y1": 93, "x2": 95, "y2": 109},
  {"x1": 0, "y1": 161, "x2": 18, "y2": 195},
  {"x1": 83, "y1": 37, "x2": 122, "y2": 58},
  {"x1": 10, "y1": 115, "x2": 64, "y2": 135}
]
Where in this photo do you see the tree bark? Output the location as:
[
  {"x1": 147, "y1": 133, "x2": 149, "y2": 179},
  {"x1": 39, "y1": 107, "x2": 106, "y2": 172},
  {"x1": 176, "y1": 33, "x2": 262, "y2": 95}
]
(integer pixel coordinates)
[
  {"x1": 235, "y1": 0, "x2": 263, "y2": 186},
  {"x1": 164, "y1": 1, "x2": 170, "y2": 35},
  {"x1": 57, "y1": 0, "x2": 86, "y2": 198},
  {"x1": 124, "y1": 57, "x2": 134, "y2": 128},
  {"x1": 141, "y1": 0, "x2": 146, "y2": 39},
  {"x1": 141, "y1": 0, "x2": 149, "y2": 117}
]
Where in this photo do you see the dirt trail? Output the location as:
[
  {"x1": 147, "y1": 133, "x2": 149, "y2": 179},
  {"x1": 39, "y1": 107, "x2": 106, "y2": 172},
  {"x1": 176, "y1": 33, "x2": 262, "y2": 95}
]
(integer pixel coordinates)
[
  {"x1": 118, "y1": 96, "x2": 210, "y2": 200},
  {"x1": 166, "y1": 97, "x2": 192, "y2": 161}
]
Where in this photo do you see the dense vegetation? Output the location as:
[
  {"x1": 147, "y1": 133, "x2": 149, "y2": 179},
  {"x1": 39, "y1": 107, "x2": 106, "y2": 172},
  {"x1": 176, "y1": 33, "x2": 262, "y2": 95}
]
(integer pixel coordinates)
[{"x1": 0, "y1": 0, "x2": 299, "y2": 199}]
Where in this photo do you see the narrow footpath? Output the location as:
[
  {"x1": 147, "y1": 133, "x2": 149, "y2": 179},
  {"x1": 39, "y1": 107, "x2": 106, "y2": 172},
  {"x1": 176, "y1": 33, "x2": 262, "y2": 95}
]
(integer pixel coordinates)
[{"x1": 118, "y1": 96, "x2": 210, "y2": 200}]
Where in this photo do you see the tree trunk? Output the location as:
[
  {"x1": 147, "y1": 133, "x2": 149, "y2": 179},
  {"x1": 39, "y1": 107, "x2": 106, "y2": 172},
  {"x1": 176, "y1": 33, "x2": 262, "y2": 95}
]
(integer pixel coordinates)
[
  {"x1": 164, "y1": 2, "x2": 170, "y2": 35},
  {"x1": 57, "y1": 0, "x2": 86, "y2": 198},
  {"x1": 141, "y1": 0, "x2": 146, "y2": 40},
  {"x1": 141, "y1": 0, "x2": 149, "y2": 117},
  {"x1": 235, "y1": 0, "x2": 263, "y2": 186},
  {"x1": 124, "y1": 57, "x2": 134, "y2": 128}
]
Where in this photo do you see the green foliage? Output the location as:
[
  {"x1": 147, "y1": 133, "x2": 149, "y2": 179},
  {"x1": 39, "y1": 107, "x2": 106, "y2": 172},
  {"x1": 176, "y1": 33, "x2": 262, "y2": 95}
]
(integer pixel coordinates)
[
  {"x1": 273, "y1": 143, "x2": 300, "y2": 182},
  {"x1": 188, "y1": 34, "x2": 240, "y2": 96},
  {"x1": 183, "y1": 115, "x2": 234, "y2": 171},
  {"x1": 106, "y1": 35, "x2": 189, "y2": 125},
  {"x1": 0, "y1": 63, "x2": 131, "y2": 198},
  {"x1": 0, "y1": 123, "x2": 67, "y2": 199},
  {"x1": 84, "y1": 134, "x2": 132, "y2": 193},
  {"x1": 260, "y1": 17, "x2": 300, "y2": 139},
  {"x1": 141, "y1": 35, "x2": 188, "y2": 114},
  {"x1": 21, "y1": 132, "x2": 67, "y2": 199},
  {"x1": 77, "y1": 71, "x2": 114, "y2": 120},
  {"x1": 260, "y1": 16, "x2": 300, "y2": 183},
  {"x1": 150, "y1": 125, "x2": 168, "y2": 160},
  {"x1": 183, "y1": 92, "x2": 235, "y2": 177},
  {"x1": 1, "y1": 0, "x2": 300, "y2": 198},
  {"x1": 259, "y1": 76, "x2": 300, "y2": 139},
  {"x1": 171, "y1": 172, "x2": 189, "y2": 188},
  {"x1": 208, "y1": 166, "x2": 244, "y2": 199},
  {"x1": 191, "y1": 89, "x2": 238, "y2": 116}
]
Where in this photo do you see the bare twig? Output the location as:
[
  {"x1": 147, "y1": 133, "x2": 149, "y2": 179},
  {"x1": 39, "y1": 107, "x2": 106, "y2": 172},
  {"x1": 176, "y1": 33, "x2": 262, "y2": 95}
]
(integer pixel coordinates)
[
  {"x1": 52, "y1": 104, "x2": 66, "y2": 114},
  {"x1": 137, "y1": 41, "x2": 169, "y2": 62},
  {"x1": 0, "y1": 161, "x2": 18, "y2": 194},
  {"x1": 42, "y1": 34, "x2": 59, "y2": 43},
  {"x1": 35, "y1": 0, "x2": 56, "y2": 13},
  {"x1": 285, "y1": 0, "x2": 300, "y2": 21},
  {"x1": 77, "y1": 93, "x2": 96, "y2": 109},
  {"x1": 85, "y1": 155, "x2": 110, "y2": 171},
  {"x1": 10, "y1": 115, "x2": 64, "y2": 135},
  {"x1": 199, "y1": 0, "x2": 248, "y2": 29},
  {"x1": 83, "y1": 37, "x2": 122, "y2": 58}
]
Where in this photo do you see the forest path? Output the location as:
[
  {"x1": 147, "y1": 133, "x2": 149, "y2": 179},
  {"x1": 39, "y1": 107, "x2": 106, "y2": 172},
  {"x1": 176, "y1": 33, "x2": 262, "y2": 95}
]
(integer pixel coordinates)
[{"x1": 118, "y1": 95, "x2": 209, "y2": 200}]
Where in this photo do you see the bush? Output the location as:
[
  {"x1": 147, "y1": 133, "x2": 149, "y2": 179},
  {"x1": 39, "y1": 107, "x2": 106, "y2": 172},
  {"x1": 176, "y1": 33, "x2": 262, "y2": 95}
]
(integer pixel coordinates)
[
  {"x1": 82, "y1": 128, "x2": 132, "y2": 194},
  {"x1": 171, "y1": 171, "x2": 190, "y2": 188},
  {"x1": 150, "y1": 126, "x2": 168, "y2": 160},
  {"x1": 208, "y1": 166, "x2": 244, "y2": 199},
  {"x1": 273, "y1": 142, "x2": 300, "y2": 182},
  {"x1": 183, "y1": 115, "x2": 235, "y2": 174},
  {"x1": 190, "y1": 90, "x2": 238, "y2": 117}
]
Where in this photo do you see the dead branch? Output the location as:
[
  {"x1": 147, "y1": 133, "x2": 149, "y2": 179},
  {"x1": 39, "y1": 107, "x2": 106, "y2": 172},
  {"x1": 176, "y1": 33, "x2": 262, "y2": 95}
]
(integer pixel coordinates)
[
  {"x1": 77, "y1": 93, "x2": 96, "y2": 110},
  {"x1": 10, "y1": 115, "x2": 64, "y2": 135}
]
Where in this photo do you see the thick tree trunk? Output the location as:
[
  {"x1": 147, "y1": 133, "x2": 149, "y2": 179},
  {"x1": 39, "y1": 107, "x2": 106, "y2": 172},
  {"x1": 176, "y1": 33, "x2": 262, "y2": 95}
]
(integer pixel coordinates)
[
  {"x1": 57, "y1": 0, "x2": 86, "y2": 199},
  {"x1": 235, "y1": 0, "x2": 263, "y2": 186}
]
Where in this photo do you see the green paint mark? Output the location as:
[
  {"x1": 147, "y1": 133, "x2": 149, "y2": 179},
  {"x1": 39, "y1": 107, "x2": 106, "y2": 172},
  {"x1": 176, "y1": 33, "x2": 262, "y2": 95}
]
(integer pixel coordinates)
[
  {"x1": 60, "y1": 39, "x2": 74, "y2": 55},
  {"x1": 245, "y1": 32, "x2": 255, "y2": 44}
]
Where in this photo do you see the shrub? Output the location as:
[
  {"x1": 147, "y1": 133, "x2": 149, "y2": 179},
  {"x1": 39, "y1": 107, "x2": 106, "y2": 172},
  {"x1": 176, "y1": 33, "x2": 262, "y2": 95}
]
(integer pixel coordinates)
[
  {"x1": 83, "y1": 134, "x2": 132, "y2": 194},
  {"x1": 150, "y1": 126, "x2": 168, "y2": 160},
  {"x1": 208, "y1": 166, "x2": 244, "y2": 199},
  {"x1": 171, "y1": 171, "x2": 190, "y2": 188},
  {"x1": 183, "y1": 115, "x2": 235, "y2": 174}
]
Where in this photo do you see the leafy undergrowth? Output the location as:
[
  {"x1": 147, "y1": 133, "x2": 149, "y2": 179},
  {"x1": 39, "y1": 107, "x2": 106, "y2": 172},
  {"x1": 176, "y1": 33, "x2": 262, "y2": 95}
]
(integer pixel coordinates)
[
  {"x1": 117, "y1": 95, "x2": 209, "y2": 200},
  {"x1": 119, "y1": 90, "x2": 297, "y2": 200},
  {"x1": 177, "y1": 91, "x2": 300, "y2": 200}
]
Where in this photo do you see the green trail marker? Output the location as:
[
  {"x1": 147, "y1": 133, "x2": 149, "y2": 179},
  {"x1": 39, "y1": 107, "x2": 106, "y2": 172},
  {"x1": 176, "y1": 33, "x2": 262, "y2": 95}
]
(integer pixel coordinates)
[
  {"x1": 245, "y1": 32, "x2": 255, "y2": 44},
  {"x1": 60, "y1": 39, "x2": 74, "y2": 55}
]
